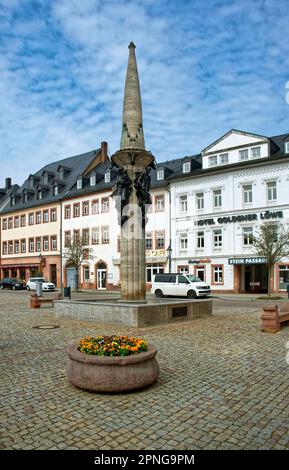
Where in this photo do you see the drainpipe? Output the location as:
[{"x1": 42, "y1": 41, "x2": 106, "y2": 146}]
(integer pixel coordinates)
[{"x1": 168, "y1": 184, "x2": 172, "y2": 272}]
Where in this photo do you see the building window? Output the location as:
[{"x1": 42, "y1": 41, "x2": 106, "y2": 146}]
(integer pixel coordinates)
[
  {"x1": 51, "y1": 236, "x2": 57, "y2": 251},
  {"x1": 8, "y1": 217, "x2": 13, "y2": 229},
  {"x1": 77, "y1": 179, "x2": 82, "y2": 189},
  {"x1": 59, "y1": 169, "x2": 64, "y2": 181},
  {"x1": 101, "y1": 198, "x2": 109, "y2": 213},
  {"x1": 243, "y1": 184, "x2": 253, "y2": 205},
  {"x1": 243, "y1": 227, "x2": 253, "y2": 246},
  {"x1": 183, "y1": 162, "x2": 190, "y2": 173},
  {"x1": 239, "y1": 149, "x2": 249, "y2": 161},
  {"x1": 3, "y1": 242, "x2": 7, "y2": 255},
  {"x1": 146, "y1": 233, "x2": 152, "y2": 250},
  {"x1": 73, "y1": 203, "x2": 80, "y2": 217},
  {"x1": 20, "y1": 215, "x2": 26, "y2": 227},
  {"x1": 219, "y1": 153, "x2": 228, "y2": 165},
  {"x1": 197, "y1": 231, "x2": 204, "y2": 249},
  {"x1": 64, "y1": 205, "x2": 71, "y2": 219},
  {"x1": 279, "y1": 265, "x2": 289, "y2": 290},
  {"x1": 196, "y1": 192, "x2": 204, "y2": 210},
  {"x1": 37, "y1": 190, "x2": 42, "y2": 200},
  {"x1": 157, "y1": 170, "x2": 164, "y2": 180},
  {"x1": 92, "y1": 199, "x2": 99, "y2": 214},
  {"x1": 2, "y1": 219, "x2": 7, "y2": 230},
  {"x1": 29, "y1": 238, "x2": 34, "y2": 253},
  {"x1": 155, "y1": 195, "x2": 165, "y2": 211},
  {"x1": 43, "y1": 210, "x2": 49, "y2": 223},
  {"x1": 178, "y1": 266, "x2": 189, "y2": 274},
  {"x1": 21, "y1": 239, "x2": 26, "y2": 253},
  {"x1": 23, "y1": 193, "x2": 27, "y2": 203},
  {"x1": 146, "y1": 264, "x2": 164, "y2": 282},
  {"x1": 213, "y1": 229, "x2": 222, "y2": 248},
  {"x1": 213, "y1": 189, "x2": 222, "y2": 209},
  {"x1": 102, "y1": 226, "x2": 110, "y2": 244},
  {"x1": 92, "y1": 227, "x2": 100, "y2": 245},
  {"x1": 251, "y1": 146, "x2": 261, "y2": 159},
  {"x1": 90, "y1": 175, "x2": 96, "y2": 186},
  {"x1": 105, "y1": 172, "x2": 110, "y2": 183},
  {"x1": 8, "y1": 241, "x2": 13, "y2": 254},
  {"x1": 50, "y1": 208, "x2": 57, "y2": 222},
  {"x1": 156, "y1": 230, "x2": 165, "y2": 248},
  {"x1": 64, "y1": 231, "x2": 71, "y2": 247},
  {"x1": 34, "y1": 237, "x2": 41, "y2": 252},
  {"x1": 179, "y1": 195, "x2": 187, "y2": 212},
  {"x1": 35, "y1": 211, "x2": 41, "y2": 224},
  {"x1": 28, "y1": 213, "x2": 34, "y2": 225},
  {"x1": 43, "y1": 236, "x2": 49, "y2": 251},
  {"x1": 208, "y1": 155, "x2": 218, "y2": 167},
  {"x1": 267, "y1": 181, "x2": 277, "y2": 202},
  {"x1": 74, "y1": 230, "x2": 80, "y2": 243},
  {"x1": 14, "y1": 216, "x2": 20, "y2": 228},
  {"x1": 14, "y1": 241, "x2": 19, "y2": 255},
  {"x1": 82, "y1": 201, "x2": 89, "y2": 216},
  {"x1": 82, "y1": 229, "x2": 89, "y2": 245},
  {"x1": 212, "y1": 265, "x2": 223, "y2": 284},
  {"x1": 180, "y1": 233, "x2": 188, "y2": 251},
  {"x1": 53, "y1": 186, "x2": 58, "y2": 196},
  {"x1": 285, "y1": 142, "x2": 289, "y2": 154},
  {"x1": 83, "y1": 266, "x2": 90, "y2": 282},
  {"x1": 11, "y1": 197, "x2": 15, "y2": 206}
]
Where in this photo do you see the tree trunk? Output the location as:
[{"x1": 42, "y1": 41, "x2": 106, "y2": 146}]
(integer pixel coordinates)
[
  {"x1": 268, "y1": 264, "x2": 272, "y2": 298},
  {"x1": 75, "y1": 269, "x2": 79, "y2": 292}
]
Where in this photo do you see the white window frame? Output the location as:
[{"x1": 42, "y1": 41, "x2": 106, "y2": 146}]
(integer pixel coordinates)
[
  {"x1": 53, "y1": 186, "x2": 58, "y2": 196},
  {"x1": 43, "y1": 237, "x2": 49, "y2": 251},
  {"x1": 266, "y1": 181, "x2": 277, "y2": 202},
  {"x1": 285, "y1": 142, "x2": 289, "y2": 154},
  {"x1": 36, "y1": 237, "x2": 41, "y2": 252},
  {"x1": 243, "y1": 184, "x2": 253, "y2": 205},
  {"x1": 51, "y1": 209, "x2": 57, "y2": 222},
  {"x1": 242, "y1": 227, "x2": 253, "y2": 246},
  {"x1": 92, "y1": 227, "x2": 100, "y2": 245},
  {"x1": 104, "y1": 172, "x2": 110, "y2": 183},
  {"x1": 239, "y1": 149, "x2": 249, "y2": 161},
  {"x1": 208, "y1": 155, "x2": 218, "y2": 167},
  {"x1": 157, "y1": 170, "x2": 164, "y2": 181},
  {"x1": 155, "y1": 195, "x2": 165, "y2": 211},
  {"x1": 102, "y1": 226, "x2": 110, "y2": 244},
  {"x1": 197, "y1": 231, "x2": 204, "y2": 249},
  {"x1": 43, "y1": 210, "x2": 49, "y2": 223},
  {"x1": 90, "y1": 175, "x2": 96, "y2": 186},
  {"x1": 77, "y1": 179, "x2": 82, "y2": 189},
  {"x1": 219, "y1": 153, "x2": 228, "y2": 165},
  {"x1": 251, "y1": 146, "x2": 261, "y2": 159},
  {"x1": 213, "y1": 266, "x2": 223, "y2": 284},
  {"x1": 183, "y1": 162, "x2": 191, "y2": 173},
  {"x1": 213, "y1": 189, "x2": 222, "y2": 209},
  {"x1": 92, "y1": 200, "x2": 99, "y2": 214},
  {"x1": 196, "y1": 192, "x2": 204, "y2": 211},
  {"x1": 179, "y1": 195, "x2": 187, "y2": 213},
  {"x1": 213, "y1": 229, "x2": 222, "y2": 248},
  {"x1": 179, "y1": 233, "x2": 188, "y2": 251}
]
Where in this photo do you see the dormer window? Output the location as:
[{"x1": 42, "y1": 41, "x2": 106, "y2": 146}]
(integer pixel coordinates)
[
  {"x1": 285, "y1": 142, "x2": 289, "y2": 154},
  {"x1": 28, "y1": 178, "x2": 34, "y2": 189},
  {"x1": 251, "y1": 146, "x2": 261, "y2": 159},
  {"x1": 59, "y1": 169, "x2": 64, "y2": 180},
  {"x1": 219, "y1": 153, "x2": 228, "y2": 165},
  {"x1": 11, "y1": 197, "x2": 15, "y2": 206},
  {"x1": 208, "y1": 155, "x2": 218, "y2": 167},
  {"x1": 157, "y1": 170, "x2": 164, "y2": 180},
  {"x1": 53, "y1": 186, "x2": 58, "y2": 196},
  {"x1": 37, "y1": 190, "x2": 42, "y2": 200},
  {"x1": 239, "y1": 149, "x2": 249, "y2": 161},
  {"x1": 43, "y1": 174, "x2": 48, "y2": 185},
  {"x1": 183, "y1": 162, "x2": 191, "y2": 173},
  {"x1": 77, "y1": 179, "x2": 82, "y2": 189},
  {"x1": 90, "y1": 175, "x2": 96, "y2": 186},
  {"x1": 23, "y1": 194, "x2": 27, "y2": 203},
  {"x1": 105, "y1": 172, "x2": 110, "y2": 183}
]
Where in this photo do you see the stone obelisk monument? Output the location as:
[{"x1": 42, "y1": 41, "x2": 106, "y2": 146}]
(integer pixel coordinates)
[{"x1": 111, "y1": 42, "x2": 155, "y2": 302}]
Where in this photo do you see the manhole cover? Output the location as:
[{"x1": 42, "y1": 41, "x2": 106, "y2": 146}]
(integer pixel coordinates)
[{"x1": 33, "y1": 325, "x2": 60, "y2": 330}]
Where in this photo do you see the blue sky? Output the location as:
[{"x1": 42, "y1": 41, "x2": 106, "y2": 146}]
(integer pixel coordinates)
[{"x1": 0, "y1": 0, "x2": 288, "y2": 185}]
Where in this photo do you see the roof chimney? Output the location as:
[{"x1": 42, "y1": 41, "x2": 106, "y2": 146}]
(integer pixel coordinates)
[
  {"x1": 5, "y1": 178, "x2": 12, "y2": 190},
  {"x1": 100, "y1": 141, "x2": 108, "y2": 163}
]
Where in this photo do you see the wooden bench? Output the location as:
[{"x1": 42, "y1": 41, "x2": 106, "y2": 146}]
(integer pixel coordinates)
[
  {"x1": 261, "y1": 302, "x2": 289, "y2": 333},
  {"x1": 30, "y1": 293, "x2": 62, "y2": 309}
]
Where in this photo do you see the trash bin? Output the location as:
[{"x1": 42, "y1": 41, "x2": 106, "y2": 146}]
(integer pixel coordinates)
[
  {"x1": 36, "y1": 281, "x2": 43, "y2": 297},
  {"x1": 287, "y1": 284, "x2": 289, "y2": 299},
  {"x1": 63, "y1": 286, "x2": 71, "y2": 299}
]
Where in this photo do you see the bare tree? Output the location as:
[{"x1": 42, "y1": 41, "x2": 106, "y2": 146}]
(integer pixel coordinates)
[
  {"x1": 63, "y1": 234, "x2": 94, "y2": 291},
  {"x1": 251, "y1": 222, "x2": 289, "y2": 297}
]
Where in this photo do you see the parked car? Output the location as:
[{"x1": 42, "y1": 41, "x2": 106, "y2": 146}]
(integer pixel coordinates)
[
  {"x1": 151, "y1": 273, "x2": 211, "y2": 298},
  {"x1": 26, "y1": 277, "x2": 56, "y2": 291},
  {"x1": 0, "y1": 278, "x2": 26, "y2": 290}
]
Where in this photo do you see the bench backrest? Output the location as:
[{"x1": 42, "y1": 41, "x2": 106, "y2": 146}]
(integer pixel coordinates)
[{"x1": 278, "y1": 302, "x2": 289, "y2": 313}]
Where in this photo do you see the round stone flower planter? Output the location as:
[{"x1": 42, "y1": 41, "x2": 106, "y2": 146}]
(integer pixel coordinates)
[{"x1": 67, "y1": 342, "x2": 159, "y2": 393}]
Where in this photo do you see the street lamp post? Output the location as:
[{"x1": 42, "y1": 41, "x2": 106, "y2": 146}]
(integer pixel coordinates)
[{"x1": 166, "y1": 244, "x2": 172, "y2": 273}]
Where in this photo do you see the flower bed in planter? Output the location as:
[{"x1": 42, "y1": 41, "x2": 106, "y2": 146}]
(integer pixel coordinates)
[{"x1": 67, "y1": 335, "x2": 159, "y2": 393}]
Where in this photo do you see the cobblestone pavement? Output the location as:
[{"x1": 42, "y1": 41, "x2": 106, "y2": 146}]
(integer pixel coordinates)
[{"x1": 0, "y1": 291, "x2": 288, "y2": 450}]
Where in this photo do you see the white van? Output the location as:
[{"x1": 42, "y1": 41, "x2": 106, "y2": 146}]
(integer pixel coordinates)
[{"x1": 152, "y1": 273, "x2": 211, "y2": 299}]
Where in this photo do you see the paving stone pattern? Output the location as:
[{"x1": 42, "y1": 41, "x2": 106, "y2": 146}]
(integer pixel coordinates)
[{"x1": 0, "y1": 292, "x2": 288, "y2": 450}]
